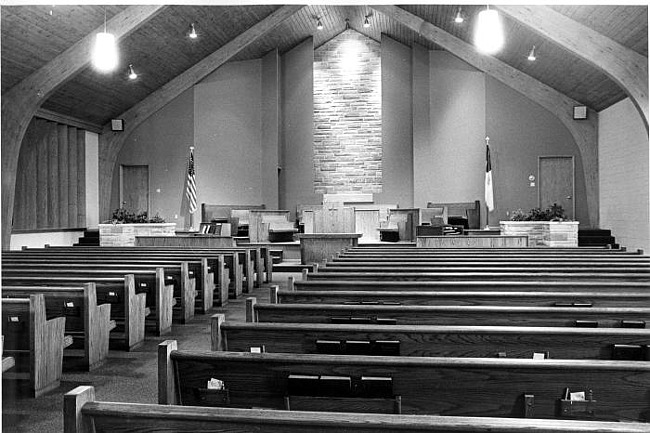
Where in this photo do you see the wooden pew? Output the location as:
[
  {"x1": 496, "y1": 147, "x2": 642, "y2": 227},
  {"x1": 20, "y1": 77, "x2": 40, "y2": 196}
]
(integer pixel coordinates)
[
  {"x1": 274, "y1": 286, "x2": 650, "y2": 308},
  {"x1": 3, "y1": 284, "x2": 114, "y2": 371},
  {"x1": 326, "y1": 256, "x2": 650, "y2": 266},
  {"x1": 135, "y1": 236, "x2": 271, "y2": 286},
  {"x1": 2, "y1": 294, "x2": 68, "y2": 397},
  {"x1": 10, "y1": 246, "x2": 249, "y2": 300},
  {"x1": 4, "y1": 252, "x2": 228, "y2": 309},
  {"x1": 158, "y1": 340, "x2": 650, "y2": 421},
  {"x1": 305, "y1": 269, "x2": 650, "y2": 282},
  {"x1": 2, "y1": 274, "x2": 146, "y2": 350},
  {"x1": 40, "y1": 244, "x2": 265, "y2": 290},
  {"x1": 211, "y1": 314, "x2": 650, "y2": 360},
  {"x1": 64, "y1": 385, "x2": 650, "y2": 433},
  {"x1": 290, "y1": 277, "x2": 650, "y2": 293},
  {"x1": 346, "y1": 246, "x2": 643, "y2": 255},
  {"x1": 247, "y1": 299, "x2": 650, "y2": 328},
  {"x1": 2, "y1": 264, "x2": 183, "y2": 331},
  {"x1": 332, "y1": 254, "x2": 650, "y2": 263}
]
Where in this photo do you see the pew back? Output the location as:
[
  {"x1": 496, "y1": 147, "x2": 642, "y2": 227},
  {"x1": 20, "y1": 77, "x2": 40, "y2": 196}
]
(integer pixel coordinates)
[
  {"x1": 249, "y1": 301, "x2": 650, "y2": 328},
  {"x1": 159, "y1": 341, "x2": 650, "y2": 421},
  {"x1": 64, "y1": 385, "x2": 650, "y2": 433},
  {"x1": 213, "y1": 316, "x2": 650, "y2": 360}
]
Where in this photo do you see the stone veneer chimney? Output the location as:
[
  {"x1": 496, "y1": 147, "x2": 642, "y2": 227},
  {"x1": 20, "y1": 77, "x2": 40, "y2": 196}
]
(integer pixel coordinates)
[{"x1": 313, "y1": 29, "x2": 382, "y2": 194}]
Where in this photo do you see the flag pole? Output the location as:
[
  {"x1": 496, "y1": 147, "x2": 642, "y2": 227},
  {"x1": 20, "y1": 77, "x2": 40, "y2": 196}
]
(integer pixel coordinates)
[{"x1": 484, "y1": 136, "x2": 491, "y2": 230}]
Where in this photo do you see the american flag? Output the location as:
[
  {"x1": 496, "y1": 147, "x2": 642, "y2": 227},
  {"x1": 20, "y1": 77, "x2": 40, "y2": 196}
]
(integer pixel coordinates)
[
  {"x1": 186, "y1": 147, "x2": 197, "y2": 214},
  {"x1": 485, "y1": 137, "x2": 494, "y2": 212}
]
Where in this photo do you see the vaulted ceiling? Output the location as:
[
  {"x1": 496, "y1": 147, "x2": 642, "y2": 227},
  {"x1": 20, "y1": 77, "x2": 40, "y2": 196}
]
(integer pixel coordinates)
[{"x1": 1, "y1": 4, "x2": 647, "y2": 130}]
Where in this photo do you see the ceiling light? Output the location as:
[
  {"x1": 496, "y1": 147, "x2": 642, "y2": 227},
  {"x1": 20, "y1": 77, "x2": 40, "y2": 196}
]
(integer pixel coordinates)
[
  {"x1": 128, "y1": 64, "x2": 138, "y2": 80},
  {"x1": 316, "y1": 18, "x2": 323, "y2": 30},
  {"x1": 345, "y1": 18, "x2": 350, "y2": 30},
  {"x1": 92, "y1": 8, "x2": 118, "y2": 72},
  {"x1": 454, "y1": 7, "x2": 464, "y2": 24},
  {"x1": 527, "y1": 45, "x2": 537, "y2": 61},
  {"x1": 189, "y1": 23, "x2": 198, "y2": 39},
  {"x1": 474, "y1": 6, "x2": 504, "y2": 54},
  {"x1": 363, "y1": 15, "x2": 370, "y2": 28}
]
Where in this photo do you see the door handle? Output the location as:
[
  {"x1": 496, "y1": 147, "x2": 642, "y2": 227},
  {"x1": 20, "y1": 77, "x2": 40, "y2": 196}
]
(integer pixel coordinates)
[{"x1": 566, "y1": 196, "x2": 572, "y2": 200}]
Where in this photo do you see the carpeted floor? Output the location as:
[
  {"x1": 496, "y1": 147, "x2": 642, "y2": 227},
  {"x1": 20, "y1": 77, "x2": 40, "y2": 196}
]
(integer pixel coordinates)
[{"x1": 2, "y1": 271, "x2": 300, "y2": 433}]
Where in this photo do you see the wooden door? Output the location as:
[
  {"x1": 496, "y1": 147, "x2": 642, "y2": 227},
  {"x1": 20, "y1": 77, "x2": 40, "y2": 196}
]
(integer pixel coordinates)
[
  {"x1": 120, "y1": 165, "x2": 149, "y2": 214},
  {"x1": 538, "y1": 156, "x2": 574, "y2": 220}
]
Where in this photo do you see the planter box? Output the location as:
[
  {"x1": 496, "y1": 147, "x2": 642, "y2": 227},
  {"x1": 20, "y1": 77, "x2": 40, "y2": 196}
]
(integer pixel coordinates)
[
  {"x1": 500, "y1": 221, "x2": 579, "y2": 247},
  {"x1": 99, "y1": 223, "x2": 176, "y2": 247}
]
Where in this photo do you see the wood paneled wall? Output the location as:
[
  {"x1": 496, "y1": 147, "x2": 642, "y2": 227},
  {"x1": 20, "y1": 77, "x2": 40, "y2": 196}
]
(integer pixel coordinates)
[{"x1": 13, "y1": 118, "x2": 86, "y2": 231}]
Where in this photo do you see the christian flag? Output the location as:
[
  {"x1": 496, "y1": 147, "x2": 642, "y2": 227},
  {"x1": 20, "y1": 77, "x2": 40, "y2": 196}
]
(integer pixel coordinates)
[
  {"x1": 186, "y1": 146, "x2": 197, "y2": 214},
  {"x1": 485, "y1": 139, "x2": 495, "y2": 212}
]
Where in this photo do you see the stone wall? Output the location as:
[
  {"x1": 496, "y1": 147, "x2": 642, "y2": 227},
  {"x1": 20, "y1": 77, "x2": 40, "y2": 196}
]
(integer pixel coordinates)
[
  {"x1": 99, "y1": 223, "x2": 176, "y2": 246},
  {"x1": 313, "y1": 29, "x2": 382, "y2": 194}
]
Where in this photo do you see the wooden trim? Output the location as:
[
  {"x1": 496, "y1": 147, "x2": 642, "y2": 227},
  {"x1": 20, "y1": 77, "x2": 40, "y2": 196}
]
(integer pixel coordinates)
[
  {"x1": 12, "y1": 228, "x2": 85, "y2": 234},
  {"x1": 372, "y1": 5, "x2": 600, "y2": 229},
  {"x1": 35, "y1": 109, "x2": 103, "y2": 134},
  {"x1": 98, "y1": 5, "x2": 304, "y2": 221},
  {"x1": 497, "y1": 5, "x2": 649, "y2": 132}
]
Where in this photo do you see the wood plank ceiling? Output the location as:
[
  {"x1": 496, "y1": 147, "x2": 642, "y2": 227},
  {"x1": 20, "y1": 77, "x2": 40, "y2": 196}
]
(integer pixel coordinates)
[{"x1": 1, "y1": 4, "x2": 647, "y2": 129}]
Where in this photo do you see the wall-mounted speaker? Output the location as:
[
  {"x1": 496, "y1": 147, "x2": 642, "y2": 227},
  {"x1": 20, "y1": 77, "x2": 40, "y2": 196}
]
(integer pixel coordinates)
[
  {"x1": 573, "y1": 106, "x2": 588, "y2": 120},
  {"x1": 111, "y1": 119, "x2": 124, "y2": 131}
]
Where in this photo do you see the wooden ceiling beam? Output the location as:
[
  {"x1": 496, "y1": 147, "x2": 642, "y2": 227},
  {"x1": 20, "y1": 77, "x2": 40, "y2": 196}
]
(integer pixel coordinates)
[
  {"x1": 497, "y1": 5, "x2": 649, "y2": 132},
  {"x1": 98, "y1": 5, "x2": 304, "y2": 219},
  {"x1": 1, "y1": 5, "x2": 166, "y2": 249},
  {"x1": 373, "y1": 5, "x2": 600, "y2": 228}
]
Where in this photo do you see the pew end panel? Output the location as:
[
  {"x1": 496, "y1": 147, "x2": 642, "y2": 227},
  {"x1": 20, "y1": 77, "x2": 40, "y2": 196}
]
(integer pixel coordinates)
[
  {"x1": 63, "y1": 385, "x2": 95, "y2": 433},
  {"x1": 158, "y1": 340, "x2": 179, "y2": 405},
  {"x1": 152, "y1": 268, "x2": 174, "y2": 334},
  {"x1": 124, "y1": 275, "x2": 147, "y2": 351},
  {"x1": 2, "y1": 294, "x2": 67, "y2": 397},
  {"x1": 200, "y1": 257, "x2": 215, "y2": 313}
]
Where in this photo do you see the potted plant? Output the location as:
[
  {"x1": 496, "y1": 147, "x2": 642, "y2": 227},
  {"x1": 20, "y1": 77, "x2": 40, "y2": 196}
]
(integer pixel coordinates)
[{"x1": 501, "y1": 203, "x2": 578, "y2": 247}]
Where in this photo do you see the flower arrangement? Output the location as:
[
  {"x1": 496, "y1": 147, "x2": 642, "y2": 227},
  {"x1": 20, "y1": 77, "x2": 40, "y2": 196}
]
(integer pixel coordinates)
[
  {"x1": 105, "y1": 207, "x2": 165, "y2": 224},
  {"x1": 510, "y1": 203, "x2": 568, "y2": 222}
]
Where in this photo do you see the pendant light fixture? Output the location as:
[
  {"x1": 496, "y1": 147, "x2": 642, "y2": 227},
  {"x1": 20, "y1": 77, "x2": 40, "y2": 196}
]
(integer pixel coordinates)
[
  {"x1": 128, "y1": 64, "x2": 138, "y2": 80},
  {"x1": 316, "y1": 17, "x2": 323, "y2": 30},
  {"x1": 363, "y1": 15, "x2": 370, "y2": 28},
  {"x1": 189, "y1": 23, "x2": 198, "y2": 39},
  {"x1": 527, "y1": 45, "x2": 537, "y2": 61},
  {"x1": 92, "y1": 8, "x2": 118, "y2": 72},
  {"x1": 474, "y1": 6, "x2": 504, "y2": 54},
  {"x1": 454, "y1": 7, "x2": 464, "y2": 24}
]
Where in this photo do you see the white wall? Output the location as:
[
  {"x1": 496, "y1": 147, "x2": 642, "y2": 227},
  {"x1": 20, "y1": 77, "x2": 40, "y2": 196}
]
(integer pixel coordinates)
[
  {"x1": 414, "y1": 51, "x2": 486, "y2": 209},
  {"x1": 598, "y1": 98, "x2": 649, "y2": 252},
  {"x1": 194, "y1": 60, "x2": 264, "y2": 205}
]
